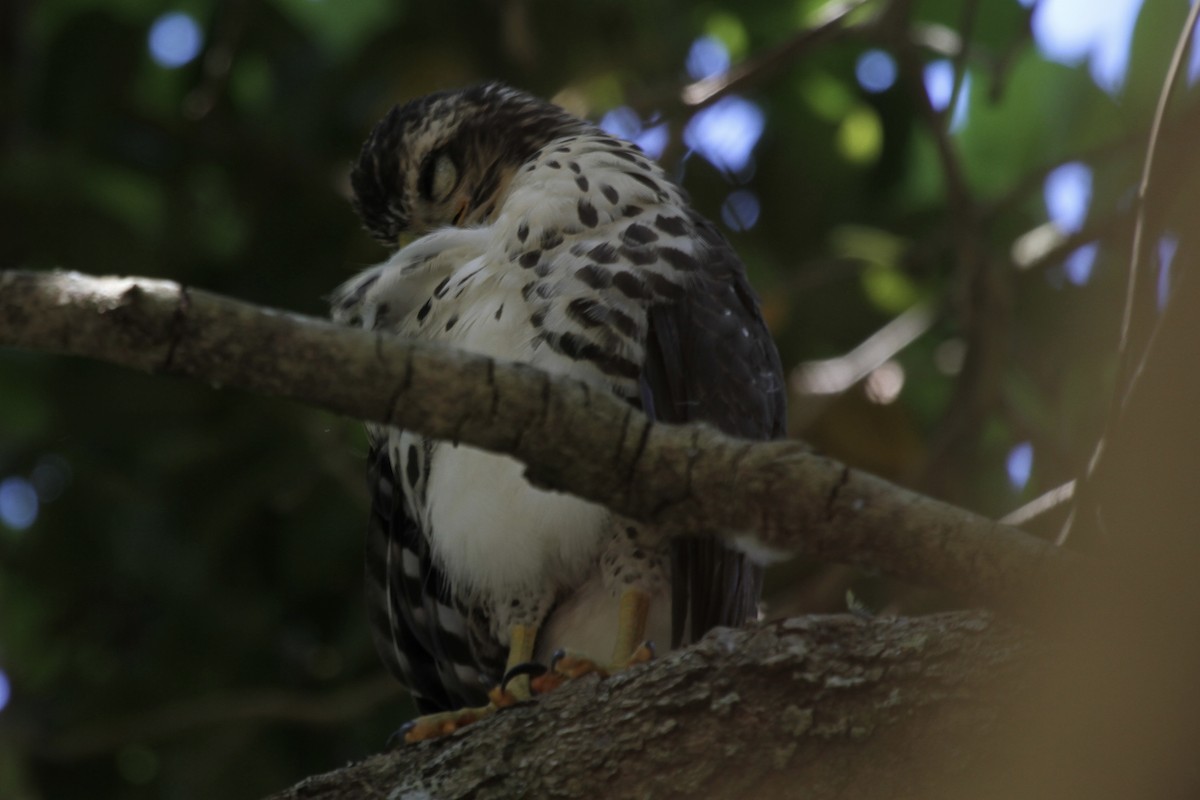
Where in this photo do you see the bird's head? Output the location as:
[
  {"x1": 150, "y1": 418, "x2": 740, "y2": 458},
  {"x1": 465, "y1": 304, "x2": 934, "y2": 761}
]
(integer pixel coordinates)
[{"x1": 350, "y1": 83, "x2": 590, "y2": 247}]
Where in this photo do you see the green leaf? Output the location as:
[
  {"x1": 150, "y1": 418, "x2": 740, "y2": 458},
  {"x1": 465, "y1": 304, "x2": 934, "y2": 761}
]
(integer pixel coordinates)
[{"x1": 270, "y1": 0, "x2": 399, "y2": 58}]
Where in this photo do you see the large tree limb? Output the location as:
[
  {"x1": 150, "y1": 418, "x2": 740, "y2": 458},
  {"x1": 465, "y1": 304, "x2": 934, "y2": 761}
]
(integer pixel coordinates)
[
  {"x1": 0, "y1": 269, "x2": 1078, "y2": 606},
  {"x1": 267, "y1": 611, "x2": 1036, "y2": 800}
]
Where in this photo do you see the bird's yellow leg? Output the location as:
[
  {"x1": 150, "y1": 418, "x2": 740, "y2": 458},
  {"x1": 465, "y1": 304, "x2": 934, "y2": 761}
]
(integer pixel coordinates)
[
  {"x1": 500, "y1": 623, "x2": 539, "y2": 701},
  {"x1": 401, "y1": 623, "x2": 539, "y2": 743},
  {"x1": 611, "y1": 588, "x2": 654, "y2": 667},
  {"x1": 534, "y1": 589, "x2": 656, "y2": 692}
]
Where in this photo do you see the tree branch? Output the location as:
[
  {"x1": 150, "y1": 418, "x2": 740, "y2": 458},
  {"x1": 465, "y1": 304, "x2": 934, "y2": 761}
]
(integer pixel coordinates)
[
  {"x1": 265, "y1": 611, "x2": 1037, "y2": 800},
  {"x1": 0, "y1": 269, "x2": 1079, "y2": 607}
]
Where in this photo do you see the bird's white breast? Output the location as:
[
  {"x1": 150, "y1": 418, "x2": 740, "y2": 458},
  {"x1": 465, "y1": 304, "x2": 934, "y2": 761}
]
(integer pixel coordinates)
[
  {"x1": 335, "y1": 226, "x2": 613, "y2": 603},
  {"x1": 412, "y1": 269, "x2": 610, "y2": 601},
  {"x1": 332, "y1": 132, "x2": 693, "y2": 609}
]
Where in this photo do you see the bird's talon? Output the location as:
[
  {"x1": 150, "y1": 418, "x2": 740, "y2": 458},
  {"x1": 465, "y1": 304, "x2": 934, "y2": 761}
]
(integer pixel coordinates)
[
  {"x1": 397, "y1": 701, "x2": 508, "y2": 743},
  {"x1": 627, "y1": 640, "x2": 656, "y2": 667},
  {"x1": 387, "y1": 721, "x2": 417, "y2": 749},
  {"x1": 501, "y1": 660, "x2": 548, "y2": 690},
  {"x1": 548, "y1": 650, "x2": 610, "y2": 680}
]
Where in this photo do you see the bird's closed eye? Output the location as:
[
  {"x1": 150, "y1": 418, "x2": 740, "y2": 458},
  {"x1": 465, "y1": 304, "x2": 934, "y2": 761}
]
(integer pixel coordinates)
[{"x1": 418, "y1": 149, "x2": 459, "y2": 203}]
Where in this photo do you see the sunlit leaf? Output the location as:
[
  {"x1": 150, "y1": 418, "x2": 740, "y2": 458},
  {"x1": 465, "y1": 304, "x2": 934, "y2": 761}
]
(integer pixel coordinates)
[
  {"x1": 957, "y1": 49, "x2": 1124, "y2": 198},
  {"x1": 704, "y1": 11, "x2": 749, "y2": 60},
  {"x1": 836, "y1": 104, "x2": 883, "y2": 164},
  {"x1": 799, "y1": 72, "x2": 856, "y2": 122}
]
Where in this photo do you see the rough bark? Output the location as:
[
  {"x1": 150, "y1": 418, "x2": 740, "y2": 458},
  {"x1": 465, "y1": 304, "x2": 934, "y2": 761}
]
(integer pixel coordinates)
[
  {"x1": 0, "y1": 269, "x2": 1080, "y2": 607},
  {"x1": 267, "y1": 611, "x2": 1037, "y2": 800}
]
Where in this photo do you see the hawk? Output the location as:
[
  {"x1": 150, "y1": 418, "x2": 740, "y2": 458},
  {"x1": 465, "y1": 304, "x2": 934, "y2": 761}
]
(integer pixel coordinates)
[{"x1": 332, "y1": 83, "x2": 785, "y2": 740}]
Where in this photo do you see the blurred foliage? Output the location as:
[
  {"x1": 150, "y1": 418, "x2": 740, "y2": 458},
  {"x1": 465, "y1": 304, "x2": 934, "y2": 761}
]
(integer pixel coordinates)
[{"x1": 0, "y1": 0, "x2": 1196, "y2": 797}]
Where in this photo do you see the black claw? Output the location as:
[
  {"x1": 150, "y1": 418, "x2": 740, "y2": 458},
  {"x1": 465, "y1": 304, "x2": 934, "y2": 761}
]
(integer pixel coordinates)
[
  {"x1": 387, "y1": 720, "x2": 417, "y2": 748},
  {"x1": 501, "y1": 661, "x2": 548, "y2": 691},
  {"x1": 643, "y1": 641, "x2": 657, "y2": 657},
  {"x1": 549, "y1": 648, "x2": 567, "y2": 670}
]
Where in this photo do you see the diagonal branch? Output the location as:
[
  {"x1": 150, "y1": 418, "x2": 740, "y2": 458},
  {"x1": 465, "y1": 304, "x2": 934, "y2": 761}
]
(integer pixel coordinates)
[{"x1": 0, "y1": 269, "x2": 1080, "y2": 608}]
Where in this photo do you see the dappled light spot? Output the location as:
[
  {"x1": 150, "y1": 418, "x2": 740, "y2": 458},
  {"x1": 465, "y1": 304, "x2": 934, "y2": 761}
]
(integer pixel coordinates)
[
  {"x1": 1007, "y1": 442, "x2": 1034, "y2": 492},
  {"x1": 865, "y1": 360, "x2": 905, "y2": 404},
  {"x1": 1192, "y1": 24, "x2": 1200, "y2": 85},
  {"x1": 147, "y1": 12, "x2": 203, "y2": 69},
  {"x1": 837, "y1": 105, "x2": 882, "y2": 164},
  {"x1": 599, "y1": 106, "x2": 640, "y2": 141},
  {"x1": 720, "y1": 189, "x2": 760, "y2": 231},
  {"x1": 683, "y1": 95, "x2": 764, "y2": 175},
  {"x1": 922, "y1": 61, "x2": 953, "y2": 111},
  {"x1": 861, "y1": 263, "x2": 918, "y2": 313},
  {"x1": 1044, "y1": 161, "x2": 1092, "y2": 234},
  {"x1": 687, "y1": 36, "x2": 730, "y2": 81},
  {"x1": 635, "y1": 124, "x2": 669, "y2": 161},
  {"x1": 0, "y1": 477, "x2": 38, "y2": 531},
  {"x1": 703, "y1": 11, "x2": 748, "y2": 61},
  {"x1": 1032, "y1": 0, "x2": 1141, "y2": 95},
  {"x1": 923, "y1": 60, "x2": 970, "y2": 132},
  {"x1": 1064, "y1": 242, "x2": 1098, "y2": 286},
  {"x1": 598, "y1": 108, "x2": 669, "y2": 160},
  {"x1": 1158, "y1": 234, "x2": 1178, "y2": 311},
  {"x1": 801, "y1": 73, "x2": 856, "y2": 122},
  {"x1": 856, "y1": 49, "x2": 897, "y2": 93}
]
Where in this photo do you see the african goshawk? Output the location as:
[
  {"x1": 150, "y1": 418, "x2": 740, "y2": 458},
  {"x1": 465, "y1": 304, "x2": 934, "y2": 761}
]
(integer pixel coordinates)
[{"x1": 332, "y1": 83, "x2": 785, "y2": 740}]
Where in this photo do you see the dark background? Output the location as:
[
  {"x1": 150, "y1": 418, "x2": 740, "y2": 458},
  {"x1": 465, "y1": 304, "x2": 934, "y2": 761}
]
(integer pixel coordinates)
[{"x1": 1, "y1": 1, "x2": 1196, "y2": 797}]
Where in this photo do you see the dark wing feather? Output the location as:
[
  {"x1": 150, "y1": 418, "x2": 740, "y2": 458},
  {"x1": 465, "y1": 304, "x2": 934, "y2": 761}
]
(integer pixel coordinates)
[
  {"x1": 364, "y1": 436, "x2": 501, "y2": 712},
  {"x1": 640, "y1": 214, "x2": 787, "y2": 647}
]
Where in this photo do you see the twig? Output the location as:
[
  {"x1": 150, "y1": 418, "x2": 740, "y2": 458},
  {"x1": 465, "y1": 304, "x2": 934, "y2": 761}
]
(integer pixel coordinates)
[
  {"x1": 999, "y1": 480, "x2": 1076, "y2": 528},
  {"x1": 1010, "y1": 209, "x2": 1129, "y2": 276},
  {"x1": 680, "y1": 0, "x2": 877, "y2": 108},
  {"x1": 896, "y1": 42, "x2": 971, "y2": 211},
  {"x1": 1062, "y1": 7, "x2": 1200, "y2": 549},
  {"x1": 182, "y1": 2, "x2": 252, "y2": 120},
  {"x1": 942, "y1": 0, "x2": 979, "y2": 135},
  {"x1": 790, "y1": 300, "x2": 938, "y2": 430},
  {"x1": 1118, "y1": 1, "x2": 1200, "y2": 388}
]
